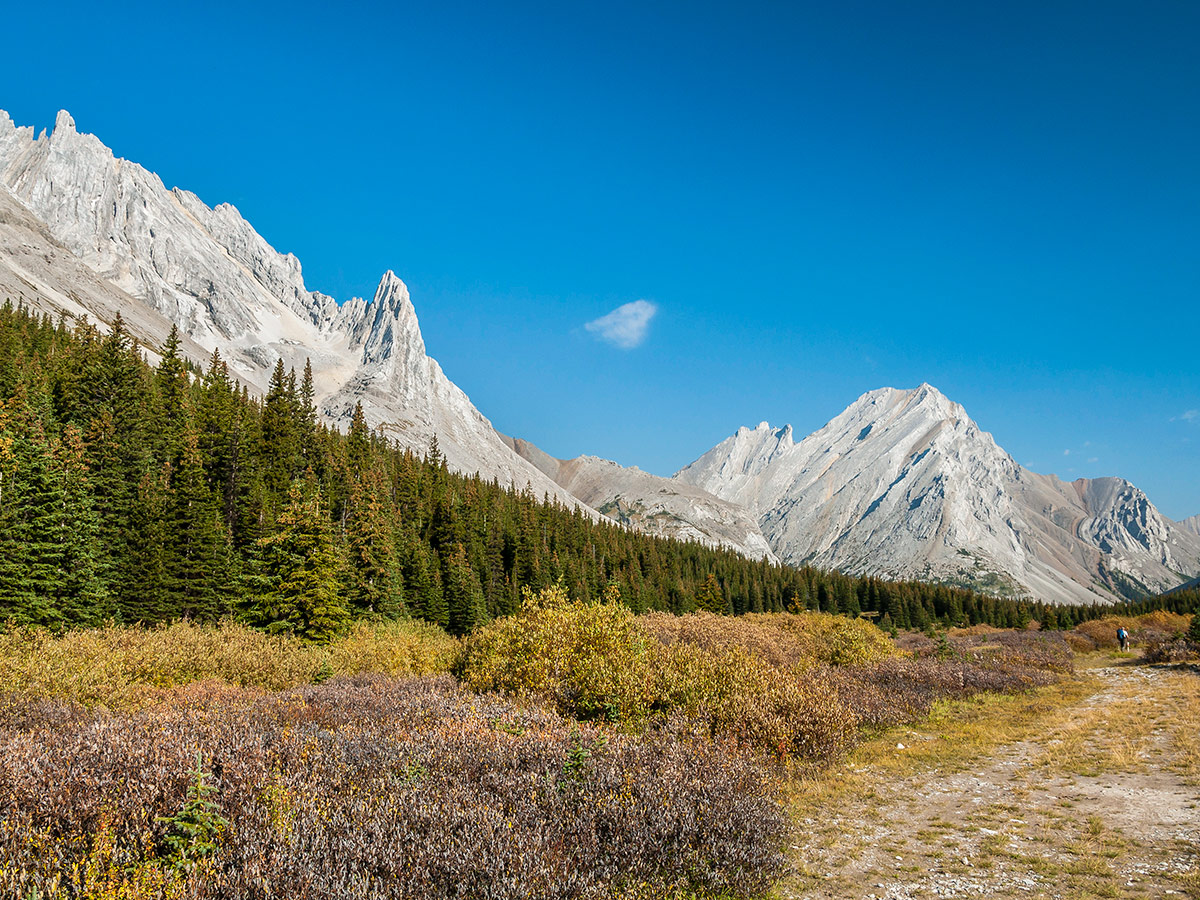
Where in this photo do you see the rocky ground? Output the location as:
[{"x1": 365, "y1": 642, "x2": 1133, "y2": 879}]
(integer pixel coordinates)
[{"x1": 775, "y1": 656, "x2": 1200, "y2": 899}]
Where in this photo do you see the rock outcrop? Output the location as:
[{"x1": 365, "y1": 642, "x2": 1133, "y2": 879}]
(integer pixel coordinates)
[{"x1": 1178, "y1": 515, "x2": 1200, "y2": 538}]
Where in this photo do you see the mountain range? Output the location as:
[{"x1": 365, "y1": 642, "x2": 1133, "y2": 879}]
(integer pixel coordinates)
[{"x1": 2, "y1": 109, "x2": 1196, "y2": 605}]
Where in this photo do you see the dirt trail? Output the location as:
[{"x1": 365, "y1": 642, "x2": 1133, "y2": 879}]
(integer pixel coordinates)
[{"x1": 776, "y1": 660, "x2": 1200, "y2": 899}]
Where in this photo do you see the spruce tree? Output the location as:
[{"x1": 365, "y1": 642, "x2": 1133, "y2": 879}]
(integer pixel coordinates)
[
  {"x1": 166, "y1": 430, "x2": 232, "y2": 621},
  {"x1": 245, "y1": 480, "x2": 349, "y2": 643},
  {"x1": 345, "y1": 469, "x2": 406, "y2": 618},
  {"x1": 695, "y1": 572, "x2": 727, "y2": 614},
  {"x1": 0, "y1": 397, "x2": 106, "y2": 625},
  {"x1": 444, "y1": 542, "x2": 487, "y2": 635},
  {"x1": 121, "y1": 466, "x2": 173, "y2": 623},
  {"x1": 399, "y1": 529, "x2": 447, "y2": 626}
]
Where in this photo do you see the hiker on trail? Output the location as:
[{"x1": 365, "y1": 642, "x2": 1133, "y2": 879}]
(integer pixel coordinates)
[{"x1": 1117, "y1": 626, "x2": 1129, "y2": 652}]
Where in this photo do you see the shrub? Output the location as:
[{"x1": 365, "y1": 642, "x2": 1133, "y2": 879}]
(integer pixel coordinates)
[
  {"x1": 653, "y1": 642, "x2": 858, "y2": 762},
  {"x1": 1142, "y1": 613, "x2": 1200, "y2": 663},
  {"x1": 743, "y1": 612, "x2": 898, "y2": 667},
  {"x1": 458, "y1": 589, "x2": 860, "y2": 762},
  {"x1": 1071, "y1": 612, "x2": 1192, "y2": 651},
  {"x1": 0, "y1": 676, "x2": 786, "y2": 900},
  {"x1": 1143, "y1": 637, "x2": 1200, "y2": 664},
  {"x1": 826, "y1": 629, "x2": 1071, "y2": 732},
  {"x1": 0, "y1": 619, "x2": 457, "y2": 708},
  {"x1": 326, "y1": 618, "x2": 458, "y2": 677},
  {"x1": 455, "y1": 582, "x2": 656, "y2": 724},
  {"x1": 644, "y1": 610, "x2": 897, "y2": 669},
  {"x1": 642, "y1": 612, "x2": 813, "y2": 670}
]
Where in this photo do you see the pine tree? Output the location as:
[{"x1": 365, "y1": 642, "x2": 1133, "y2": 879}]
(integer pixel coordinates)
[
  {"x1": 695, "y1": 573, "x2": 727, "y2": 614},
  {"x1": 345, "y1": 469, "x2": 406, "y2": 618},
  {"x1": 166, "y1": 430, "x2": 232, "y2": 621},
  {"x1": 121, "y1": 466, "x2": 173, "y2": 623},
  {"x1": 260, "y1": 359, "x2": 301, "y2": 494},
  {"x1": 444, "y1": 543, "x2": 487, "y2": 635},
  {"x1": 245, "y1": 480, "x2": 349, "y2": 642},
  {"x1": 0, "y1": 397, "x2": 106, "y2": 625},
  {"x1": 400, "y1": 530, "x2": 446, "y2": 626},
  {"x1": 155, "y1": 324, "x2": 190, "y2": 465}
]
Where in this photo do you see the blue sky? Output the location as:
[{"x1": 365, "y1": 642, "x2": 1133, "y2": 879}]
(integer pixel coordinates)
[{"x1": 4, "y1": 0, "x2": 1198, "y2": 517}]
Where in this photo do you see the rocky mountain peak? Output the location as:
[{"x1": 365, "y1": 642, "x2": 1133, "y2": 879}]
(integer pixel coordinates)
[
  {"x1": 676, "y1": 384, "x2": 1200, "y2": 604},
  {"x1": 0, "y1": 107, "x2": 589, "y2": 512},
  {"x1": 358, "y1": 270, "x2": 422, "y2": 366}
]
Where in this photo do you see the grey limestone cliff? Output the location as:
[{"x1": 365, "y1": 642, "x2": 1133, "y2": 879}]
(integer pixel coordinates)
[{"x1": 675, "y1": 385, "x2": 1200, "y2": 604}]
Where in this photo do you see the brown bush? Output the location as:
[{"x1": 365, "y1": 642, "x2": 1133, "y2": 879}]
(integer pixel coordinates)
[
  {"x1": 1142, "y1": 637, "x2": 1200, "y2": 664},
  {"x1": 947, "y1": 623, "x2": 1005, "y2": 637},
  {"x1": 742, "y1": 612, "x2": 898, "y2": 667},
  {"x1": 1064, "y1": 631, "x2": 1097, "y2": 652},
  {"x1": 949, "y1": 630, "x2": 1075, "y2": 676},
  {"x1": 642, "y1": 611, "x2": 813, "y2": 670},
  {"x1": 825, "y1": 630, "x2": 1070, "y2": 732},
  {"x1": 653, "y1": 643, "x2": 858, "y2": 762},
  {"x1": 458, "y1": 592, "x2": 862, "y2": 762},
  {"x1": 0, "y1": 675, "x2": 785, "y2": 900}
]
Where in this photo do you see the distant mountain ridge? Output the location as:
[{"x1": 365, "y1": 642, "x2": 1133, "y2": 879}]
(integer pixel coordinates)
[
  {"x1": 1, "y1": 108, "x2": 1195, "y2": 601},
  {"x1": 500, "y1": 436, "x2": 777, "y2": 560},
  {"x1": 673, "y1": 385, "x2": 1200, "y2": 605}
]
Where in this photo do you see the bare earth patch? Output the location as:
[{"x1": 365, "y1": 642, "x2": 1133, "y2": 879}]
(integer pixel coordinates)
[{"x1": 776, "y1": 657, "x2": 1200, "y2": 900}]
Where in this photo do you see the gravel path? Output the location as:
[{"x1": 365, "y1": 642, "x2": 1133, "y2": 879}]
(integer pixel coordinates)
[{"x1": 776, "y1": 661, "x2": 1200, "y2": 900}]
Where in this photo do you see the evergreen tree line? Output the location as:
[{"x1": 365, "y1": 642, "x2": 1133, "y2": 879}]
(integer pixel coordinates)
[{"x1": 0, "y1": 303, "x2": 1183, "y2": 640}]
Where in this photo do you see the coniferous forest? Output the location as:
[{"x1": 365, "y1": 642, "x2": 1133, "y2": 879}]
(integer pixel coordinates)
[{"x1": 0, "y1": 301, "x2": 1183, "y2": 639}]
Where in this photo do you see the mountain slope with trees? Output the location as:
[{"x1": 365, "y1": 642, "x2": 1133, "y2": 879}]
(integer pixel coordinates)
[{"x1": 1, "y1": 302, "x2": 1112, "y2": 638}]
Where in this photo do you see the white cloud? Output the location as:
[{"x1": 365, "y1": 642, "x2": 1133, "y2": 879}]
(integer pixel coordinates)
[
  {"x1": 1087, "y1": 457, "x2": 1099, "y2": 464},
  {"x1": 1183, "y1": 409, "x2": 1199, "y2": 421},
  {"x1": 585, "y1": 300, "x2": 658, "y2": 349},
  {"x1": 1063, "y1": 449, "x2": 1070, "y2": 456}
]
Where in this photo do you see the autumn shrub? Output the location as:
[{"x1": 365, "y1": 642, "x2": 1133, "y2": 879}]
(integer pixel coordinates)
[
  {"x1": 643, "y1": 611, "x2": 896, "y2": 671},
  {"x1": 0, "y1": 619, "x2": 457, "y2": 708},
  {"x1": 1071, "y1": 612, "x2": 1192, "y2": 651},
  {"x1": 826, "y1": 658, "x2": 950, "y2": 729},
  {"x1": 455, "y1": 582, "x2": 656, "y2": 724},
  {"x1": 947, "y1": 623, "x2": 1005, "y2": 637},
  {"x1": 326, "y1": 618, "x2": 458, "y2": 677},
  {"x1": 642, "y1": 611, "x2": 814, "y2": 669},
  {"x1": 950, "y1": 630, "x2": 1075, "y2": 677},
  {"x1": 826, "y1": 629, "x2": 1071, "y2": 731},
  {"x1": 742, "y1": 611, "x2": 898, "y2": 666},
  {"x1": 458, "y1": 589, "x2": 860, "y2": 762},
  {"x1": 653, "y1": 642, "x2": 857, "y2": 762},
  {"x1": 0, "y1": 675, "x2": 785, "y2": 900},
  {"x1": 1142, "y1": 613, "x2": 1200, "y2": 663},
  {"x1": 1143, "y1": 636, "x2": 1200, "y2": 663}
]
